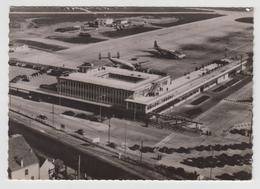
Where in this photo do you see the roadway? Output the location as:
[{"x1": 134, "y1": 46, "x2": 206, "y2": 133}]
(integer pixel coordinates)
[
  {"x1": 9, "y1": 94, "x2": 171, "y2": 146},
  {"x1": 9, "y1": 110, "x2": 169, "y2": 179}
]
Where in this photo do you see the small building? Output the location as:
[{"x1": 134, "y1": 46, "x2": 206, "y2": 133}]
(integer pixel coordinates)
[
  {"x1": 96, "y1": 18, "x2": 114, "y2": 26},
  {"x1": 114, "y1": 19, "x2": 128, "y2": 25},
  {"x1": 8, "y1": 134, "x2": 39, "y2": 180},
  {"x1": 39, "y1": 157, "x2": 55, "y2": 180}
]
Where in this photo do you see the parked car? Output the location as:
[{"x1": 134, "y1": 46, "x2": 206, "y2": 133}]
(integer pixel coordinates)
[
  {"x1": 37, "y1": 114, "x2": 48, "y2": 120},
  {"x1": 75, "y1": 129, "x2": 84, "y2": 135}
]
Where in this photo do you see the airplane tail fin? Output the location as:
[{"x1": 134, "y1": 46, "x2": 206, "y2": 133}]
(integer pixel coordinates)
[{"x1": 154, "y1": 40, "x2": 159, "y2": 48}]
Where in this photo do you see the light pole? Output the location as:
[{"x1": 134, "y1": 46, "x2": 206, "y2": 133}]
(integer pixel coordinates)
[
  {"x1": 99, "y1": 105, "x2": 102, "y2": 122},
  {"x1": 98, "y1": 95, "x2": 105, "y2": 122},
  {"x1": 77, "y1": 154, "x2": 81, "y2": 180},
  {"x1": 140, "y1": 140, "x2": 143, "y2": 163},
  {"x1": 209, "y1": 146, "x2": 214, "y2": 179},
  {"x1": 133, "y1": 103, "x2": 136, "y2": 121},
  {"x1": 124, "y1": 122, "x2": 128, "y2": 156},
  {"x1": 9, "y1": 84, "x2": 12, "y2": 110},
  {"x1": 108, "y1": 117, "x2": 111, "y2": 144},
  {"x1": 249, "y1": 109, "x2": 253, "y2": 143},
  {"x1": 52, "y1": 103, "x2": 55, "y2": 128}
]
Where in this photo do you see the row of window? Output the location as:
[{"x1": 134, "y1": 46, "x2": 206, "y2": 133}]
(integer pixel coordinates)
[
  {"x1": 127, "y1": 102, "x2": 145, "y2": 112},
  {"x1": 58, "y1": 79, "x2": 133, "y2": 106}
]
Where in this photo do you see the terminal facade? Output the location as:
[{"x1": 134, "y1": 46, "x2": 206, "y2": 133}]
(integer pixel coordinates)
[{"x1": 57, "y1": 58, "x2": 246, "y2": 114}]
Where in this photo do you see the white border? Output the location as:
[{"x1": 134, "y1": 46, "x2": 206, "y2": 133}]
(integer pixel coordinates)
[{"x1": 0, "y1": 1, "x2": 259, "y2": 189}]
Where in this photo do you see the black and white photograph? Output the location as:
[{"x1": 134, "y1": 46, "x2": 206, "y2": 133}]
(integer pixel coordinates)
[{"x1": 3, "y1": 1, "x2": 257, "y2": 183}]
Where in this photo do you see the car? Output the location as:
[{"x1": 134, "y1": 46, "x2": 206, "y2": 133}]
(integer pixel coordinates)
[
  {"x1": 37, "y1": 114, "x2": 48, "y2": 120},
  {"x1": 75, "y1": 129, "x2": 84, "y2": 135},
  {"x1": 25, "y1": 95, "x2": 41, "y2": 102}
]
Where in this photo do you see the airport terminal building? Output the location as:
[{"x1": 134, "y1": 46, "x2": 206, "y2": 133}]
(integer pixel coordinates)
[
  {"x1": 57, "y1": 58, "x2": 246, "y2": 114},
  {"x1": 57, "y1": 66, "x2": 171, "y2": 114}
]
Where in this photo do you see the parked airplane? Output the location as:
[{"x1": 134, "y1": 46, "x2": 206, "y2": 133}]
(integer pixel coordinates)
[
  {"x1": 99, "y1": 52, "x2": 136, "y2": 70},
  {"x1": 152, "y1": 40, "x2": 186, "y2": 59}
]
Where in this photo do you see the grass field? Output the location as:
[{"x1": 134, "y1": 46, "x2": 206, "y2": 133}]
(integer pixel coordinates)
[
  {"x1": 47, "y1": 36, "x2": 107, "y2": 44},
  {"x1": 235, "y1": 17, "x2": 253, "y2": 24},
  {"x1": 151, "y1": 14, "x2": 223, "y2": 27},
  {"x1": 13, "y1": 39, "x2": 68, "y2": 51},
  {"x1": 10, "y1": 6, "x2": 214, "y2": 13},
  {"x1": 9, "y1": 13, "x2": 223, "y2": 28},
  {"x1": 102, "y1": 26, "x2": 160, "y2": 38}
]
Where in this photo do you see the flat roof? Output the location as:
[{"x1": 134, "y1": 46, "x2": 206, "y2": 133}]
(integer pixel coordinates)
[
  {"x1": 126, "y1": 58, "x2": 246, "y2": 104},
  {"x1": 60, "y1": 66, "x2": 162, "y2": 91}
]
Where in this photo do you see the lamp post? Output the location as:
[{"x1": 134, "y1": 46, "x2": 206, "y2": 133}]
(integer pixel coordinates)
[
  {"x1": 209, "y1": 146, "x2": 214, "y2": 179},
  {"x1": 124, "y1": 122, "x2": 128, "y2": 156},
  {"x1": 133, "y1": 103, "x2": 136, "y2": 121},
  {"x1": 140, "y1": 140, "x2": 143, "y2": 163},
  {"x1": 9, "y1": 91, "x2": 11, "y2": 110},
  {"x1": 99, "y1": 105, "x2": 102, "y2": 122},
  {"x1": 249, "y1": 109, "x2": 253, "y2": 143},
  {"x1": 98, "y1": 94, "x2": 105, "y2": 122},
  {"x1": 51, "y1": 103, "x2": 55, "y2": 128},
  {"x1": 108, "y1": 117, "x2": 111, "y2": 144}
]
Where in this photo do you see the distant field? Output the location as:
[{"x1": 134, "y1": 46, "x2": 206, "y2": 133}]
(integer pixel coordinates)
[
  {"x1": 55, "y1": 26, "x2": 79, "y2": 33},
  {"x1": 10, "y1": 6, "x2": 213, "y2": 12},
  {"x1": 210, "y1": 7, "x2": 251, "y2": 12},
  {"x1": 13, "y1": 39, "x2": 68, "y2": 51},
  {"x1": 9, "y1": 13, "x2": 222, "y2": 27},
  {"x1": 47, "y1": 36, "x2": 107, "y2": 44},
  {"x1": 235, "y1": 17, "x2": 253, "y2": 24},
  {"x1": 10, "y1": 6, "x2": 86, "y2": 12},
  {"x1": 102, "y1": 26, "x2": 160, "y2": 38},
  {"x1": 151, "y1": 14, "x2": 223, "y2": 27}
]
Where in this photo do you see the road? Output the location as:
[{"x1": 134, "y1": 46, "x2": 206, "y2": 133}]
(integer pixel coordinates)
[
  {"x1": 9, "y1": 110, "x2": 169, "y2": 179},
  {"x1": 9, "y1": 95, "x2": 170, "y2": 147}
]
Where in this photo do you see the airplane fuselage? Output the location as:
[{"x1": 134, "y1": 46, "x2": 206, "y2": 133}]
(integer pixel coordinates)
[
  {"x1": 109, "y1": 58, "x2": 136, "y2": 70},
  {"x1": 153, "y1": 40, "x2": 186, "y2": 59}
]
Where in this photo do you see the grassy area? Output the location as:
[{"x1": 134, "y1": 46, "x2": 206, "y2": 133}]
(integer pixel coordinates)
[
  {"x1": 235, "y1": 17, "x2": 253, "y2": 24},
  {"x1": 86, "y1": 7, "x2": 214, "y2": 12},
  {"x1": 10, "y1": 6, "x2": 86, "y2": 12},
  {"x1": 47, "y1": 36, "x2": 107, "y2": 44},
  {"x1": 211, "y1": 7, "x2": 251, "y2": 12},
  {"x1": 10, "y1": 6, "x2": 214, "y2": 13},
  {"x1": 9, "y1": 13, "x2": 222, "y2": 28},
  {"x1": 102, "y1": 26, "x2": 160, "y2": 38},
  {"x1": 151, "y1": 14, "x2": 223, "y2": 27},
  {"x1": 14, "y1": 39, "x2": 67, "y2": 51},
  {"x1": 55, "y1": 26, "x2": 79, "y2": 33}
]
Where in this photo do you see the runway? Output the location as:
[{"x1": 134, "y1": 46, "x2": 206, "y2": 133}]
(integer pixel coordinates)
[{"x1": 10, "y1": 10, "x2": 253, "y2": 77}]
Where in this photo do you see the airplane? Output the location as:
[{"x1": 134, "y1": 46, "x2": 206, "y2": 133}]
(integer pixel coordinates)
[
  {"x1": 99, "y1": 52, "x2": 150, "y2": 71},
  {"x1": 152, "y1": 40, "x2": 186, "y2": 59},
  {"x1": 99, "y1": 52, "x2": 136, "y2": 70}
]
